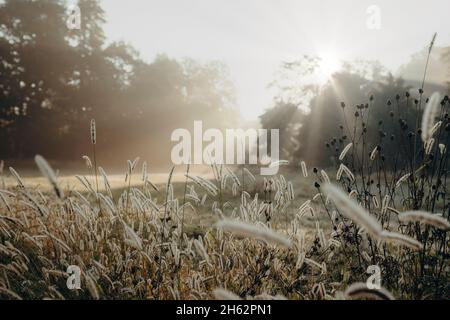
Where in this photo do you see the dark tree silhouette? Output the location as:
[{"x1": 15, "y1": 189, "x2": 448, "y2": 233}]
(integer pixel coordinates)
[{"x1": 0, "y1": 0, "x2": 238, "y2": 166}]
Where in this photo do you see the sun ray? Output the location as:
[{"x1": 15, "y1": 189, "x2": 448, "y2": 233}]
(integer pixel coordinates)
[{"x1": 318, "y1": 52, "x2": 342, "y2": 82}]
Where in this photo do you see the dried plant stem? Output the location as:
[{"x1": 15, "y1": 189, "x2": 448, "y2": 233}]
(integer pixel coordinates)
[
  {"x1": 179, "y1": 163, "x2": 190, "y2": 248},
  {"x1": 157, "y1": 166, "x2": 175, "y2": 299},
  {"x1": 92, "y1": 143, "x2": 99, "y2": 195}
]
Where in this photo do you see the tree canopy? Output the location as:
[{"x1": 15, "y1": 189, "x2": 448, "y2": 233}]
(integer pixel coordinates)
[{"x1": 0, "y1": 0, "x2": 238, "y2": 166}]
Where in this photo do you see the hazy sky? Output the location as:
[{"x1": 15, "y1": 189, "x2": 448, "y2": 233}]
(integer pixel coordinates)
[{"x1": 101, "y1": 0, "x2": 450, "y2": 120}]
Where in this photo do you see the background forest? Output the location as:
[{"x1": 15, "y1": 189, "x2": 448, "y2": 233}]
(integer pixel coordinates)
[{"x1": 1, "y1": 0, "x2": 450, "y2": 168}]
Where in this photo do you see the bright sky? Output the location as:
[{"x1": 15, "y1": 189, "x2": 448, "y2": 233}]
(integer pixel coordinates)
[{"x1": 101, "y1": 0, "x2": 450, "y2": 120}]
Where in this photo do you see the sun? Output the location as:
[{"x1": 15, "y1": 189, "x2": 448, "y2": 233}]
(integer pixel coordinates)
[{"x1": 318, "y1": 52, "x2": 341, "y2": 81}]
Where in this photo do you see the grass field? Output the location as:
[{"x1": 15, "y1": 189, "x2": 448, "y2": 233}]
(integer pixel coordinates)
[
  {"x1": 1, "y1": 165, "x2": 323, "y2": 236},
  {"x1": 2, "y1": 159, "x2": 447, "y2": 300}
]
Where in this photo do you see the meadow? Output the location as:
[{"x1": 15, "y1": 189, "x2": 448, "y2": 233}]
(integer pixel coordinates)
[
  {"x1": 1, "y1": 0, "x2": 449, "y2": 302},
  {"x1": 0, "y1": 92, "x2": 449, "y2": 300}
]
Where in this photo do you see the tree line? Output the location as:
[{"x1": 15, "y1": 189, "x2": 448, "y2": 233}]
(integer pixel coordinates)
[
  {"x1": 0, "y1": 0, "x2": 238, "y2": 166},
  {"x1": 260, "y1": 51, "x2": 450, "y2": 167}
]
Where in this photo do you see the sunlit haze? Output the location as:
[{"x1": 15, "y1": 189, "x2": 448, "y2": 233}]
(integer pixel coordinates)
[
  {"x1": 1, "y1": 0, "x2": 450, "y2": 302},
  {"x1": 101, "y1": 0, "x2": 450, "y2": 120}
]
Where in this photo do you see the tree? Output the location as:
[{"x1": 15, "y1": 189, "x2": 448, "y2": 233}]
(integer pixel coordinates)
[
  {"x1": 0, "y1": 0, "x2": 239, "y2": 166},
  {"x1": 259, "y1": 102, "x2": 300, "y2": 161},
  {"x1": 0, "y1": 0, "x2": 72, "y2": 157},
  {"x1": 263, "y1": 56, "x2": 415, "y2": 166}
]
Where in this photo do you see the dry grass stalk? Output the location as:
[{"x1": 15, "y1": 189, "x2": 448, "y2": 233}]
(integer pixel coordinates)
[
  {"x1": 215, "y1": 219, "x2": 292, "y2": 248},
  {"x1": 421, "y1": 92, "x2": 441, "y2": 143},
  {"x1": 322, "y1": 184, "x2": 382, "y2": 238},
  {"x1": 344, "y1": 282, "x2": 395, "y2": 300},
  {"x1": 398, "y1": 211, "x2": 450, "y2": 230}
]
